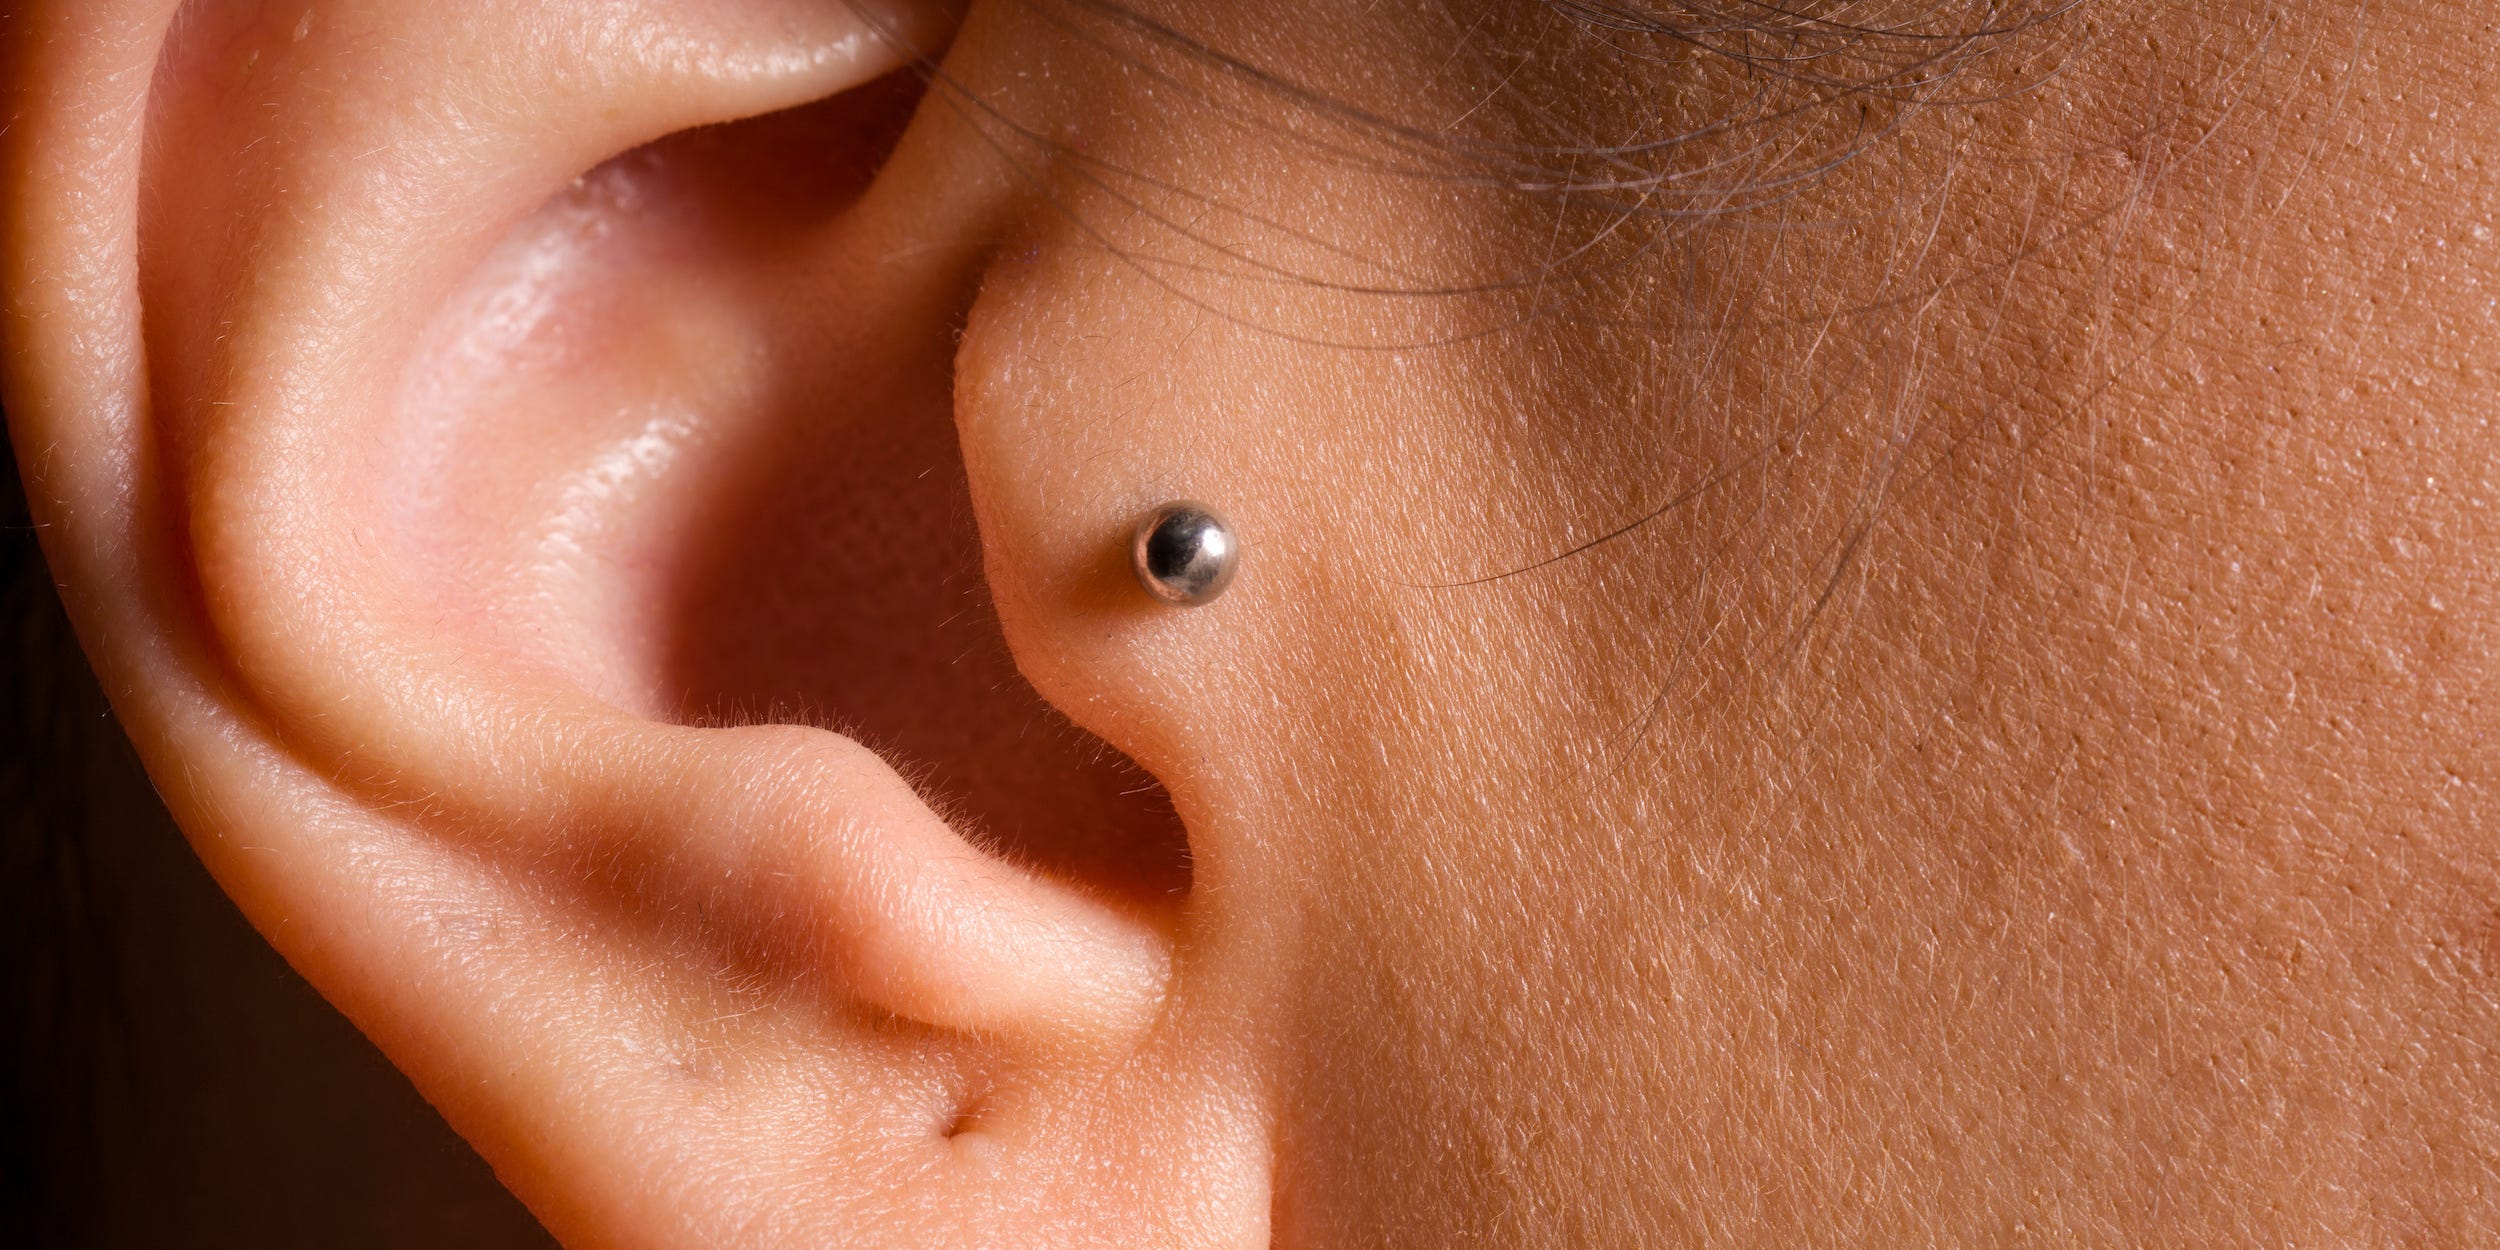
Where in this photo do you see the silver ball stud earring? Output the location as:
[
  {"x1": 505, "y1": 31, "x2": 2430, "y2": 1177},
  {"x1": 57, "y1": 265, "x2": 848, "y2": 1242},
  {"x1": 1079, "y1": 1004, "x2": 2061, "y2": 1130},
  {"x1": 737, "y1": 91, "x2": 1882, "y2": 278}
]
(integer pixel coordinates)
[{"x1": 1132, "y1": 501, "x2": 1239, "y2": 607}]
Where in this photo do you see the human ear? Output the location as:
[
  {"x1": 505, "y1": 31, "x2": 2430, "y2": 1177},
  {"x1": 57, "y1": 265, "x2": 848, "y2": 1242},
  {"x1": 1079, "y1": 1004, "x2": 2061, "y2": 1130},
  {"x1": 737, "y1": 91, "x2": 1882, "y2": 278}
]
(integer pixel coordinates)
[{"x1": 2, "y1": 1, "x2": 1266, "y2": 1244}]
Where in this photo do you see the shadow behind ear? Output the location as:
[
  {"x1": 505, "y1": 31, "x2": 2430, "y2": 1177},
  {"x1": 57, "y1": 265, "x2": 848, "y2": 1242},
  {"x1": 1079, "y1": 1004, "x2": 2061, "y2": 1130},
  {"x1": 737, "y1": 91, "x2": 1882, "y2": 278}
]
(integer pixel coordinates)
[{"x1": 0, "y1": 439, "x2": 556, "y2": 1246}]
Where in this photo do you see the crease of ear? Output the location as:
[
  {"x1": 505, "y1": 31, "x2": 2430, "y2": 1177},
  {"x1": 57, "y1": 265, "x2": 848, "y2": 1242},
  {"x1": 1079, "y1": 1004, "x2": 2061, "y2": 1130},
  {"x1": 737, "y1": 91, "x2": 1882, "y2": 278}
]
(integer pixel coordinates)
[{"x1": 0, "y1": 0, "x2": 1273, "y2": 1244}]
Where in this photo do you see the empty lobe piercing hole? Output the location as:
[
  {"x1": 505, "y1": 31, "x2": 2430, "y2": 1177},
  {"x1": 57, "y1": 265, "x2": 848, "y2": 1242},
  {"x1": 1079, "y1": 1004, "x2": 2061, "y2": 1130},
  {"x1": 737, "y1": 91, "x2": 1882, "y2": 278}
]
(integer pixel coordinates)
[
  {"x1": 942, "y1": 1097, "x2": 984, "y2": 1142},
  {"x1": 947, "y1": 1121, "x2": 1003, "y2": 1171},
  {"x1": 936, "y1": 1078, "x2": 1003, "y2": 1169}
]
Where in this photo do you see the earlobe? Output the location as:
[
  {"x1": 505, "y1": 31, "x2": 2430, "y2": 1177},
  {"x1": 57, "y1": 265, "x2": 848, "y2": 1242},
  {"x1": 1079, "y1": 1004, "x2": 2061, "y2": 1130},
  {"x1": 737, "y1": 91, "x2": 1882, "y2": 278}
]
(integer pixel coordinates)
[{"x1": 7, "y1": 0, "x2": 1265, "y2": 1244}]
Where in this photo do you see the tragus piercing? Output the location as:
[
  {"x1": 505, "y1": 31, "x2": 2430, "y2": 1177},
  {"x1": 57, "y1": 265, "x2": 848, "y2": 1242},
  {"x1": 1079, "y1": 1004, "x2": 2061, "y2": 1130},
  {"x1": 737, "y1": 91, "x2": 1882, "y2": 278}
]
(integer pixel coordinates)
[{"x1": 1131, "y1": 501, "x2": 1239, "y2": 607}]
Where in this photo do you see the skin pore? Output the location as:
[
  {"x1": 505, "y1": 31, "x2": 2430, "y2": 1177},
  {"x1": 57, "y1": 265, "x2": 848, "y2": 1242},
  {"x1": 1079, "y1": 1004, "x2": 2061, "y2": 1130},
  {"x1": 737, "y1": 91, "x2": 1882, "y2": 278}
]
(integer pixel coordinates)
[{"x1": 4, "y1": 0, "x2": 2497, "y2": 1245}]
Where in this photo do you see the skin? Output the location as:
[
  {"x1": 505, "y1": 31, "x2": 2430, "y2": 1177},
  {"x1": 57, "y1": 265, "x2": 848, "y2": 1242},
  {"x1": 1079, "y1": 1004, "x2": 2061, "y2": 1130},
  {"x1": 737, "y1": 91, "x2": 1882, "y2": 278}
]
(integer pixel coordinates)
[{"x1": 4, "y1": 0, "x2": 2496, "y2": 1245}]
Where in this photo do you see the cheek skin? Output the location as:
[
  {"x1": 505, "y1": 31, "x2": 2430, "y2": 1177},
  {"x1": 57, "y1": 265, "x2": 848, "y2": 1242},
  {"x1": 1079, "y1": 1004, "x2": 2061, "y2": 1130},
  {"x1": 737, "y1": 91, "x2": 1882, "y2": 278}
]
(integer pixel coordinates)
[
  {"x1": 953, "y1": 0, "x2": 2500, "y2": 1244},
  {"x1": 946, "y1": 56, "x2": 1749, "y2": 1247}
]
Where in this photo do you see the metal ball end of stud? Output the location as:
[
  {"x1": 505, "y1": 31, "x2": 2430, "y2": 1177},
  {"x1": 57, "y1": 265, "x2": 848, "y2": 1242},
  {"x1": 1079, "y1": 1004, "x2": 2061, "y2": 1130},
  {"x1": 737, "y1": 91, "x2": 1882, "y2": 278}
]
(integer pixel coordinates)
[{"x1": 1131, "y1": 501, "x2": 1239, "y2": 607}]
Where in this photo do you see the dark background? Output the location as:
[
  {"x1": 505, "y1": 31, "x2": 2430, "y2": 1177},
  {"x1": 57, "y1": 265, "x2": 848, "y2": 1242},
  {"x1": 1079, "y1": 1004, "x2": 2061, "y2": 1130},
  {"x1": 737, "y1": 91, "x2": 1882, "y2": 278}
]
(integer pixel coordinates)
[{"x1": 2, "y1": 417, "x2": 555, "y2": 1248}]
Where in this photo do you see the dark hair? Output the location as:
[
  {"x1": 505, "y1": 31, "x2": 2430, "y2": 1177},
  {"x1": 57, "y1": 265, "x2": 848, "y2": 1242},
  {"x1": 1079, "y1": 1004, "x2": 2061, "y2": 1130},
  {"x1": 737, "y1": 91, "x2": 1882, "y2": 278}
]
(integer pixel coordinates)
[{"x1": 935, "y1": 0, "x2": 2078, "y2": 317}]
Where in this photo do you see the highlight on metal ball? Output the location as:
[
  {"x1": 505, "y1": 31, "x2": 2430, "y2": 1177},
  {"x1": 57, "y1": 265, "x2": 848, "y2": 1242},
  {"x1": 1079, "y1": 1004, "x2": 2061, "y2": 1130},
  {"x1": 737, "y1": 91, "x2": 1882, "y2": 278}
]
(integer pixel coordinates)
[{"x1": 1131, "y1": 500, "x2": 1240, "y2": 607}]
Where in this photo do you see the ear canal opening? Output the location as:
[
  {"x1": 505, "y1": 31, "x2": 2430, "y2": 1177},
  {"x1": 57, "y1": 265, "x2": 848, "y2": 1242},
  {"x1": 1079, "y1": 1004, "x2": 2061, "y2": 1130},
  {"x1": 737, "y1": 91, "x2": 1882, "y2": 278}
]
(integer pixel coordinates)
[
  {"x1": 382, "y1": 61, "x2": 1193, "y2": 911},
  {"x1": 656, "y1": 377, "x2": 1196, "y2": 909},
  {"x1": 633, "y1": 82, "x2": 1196, "y2": 911}
]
